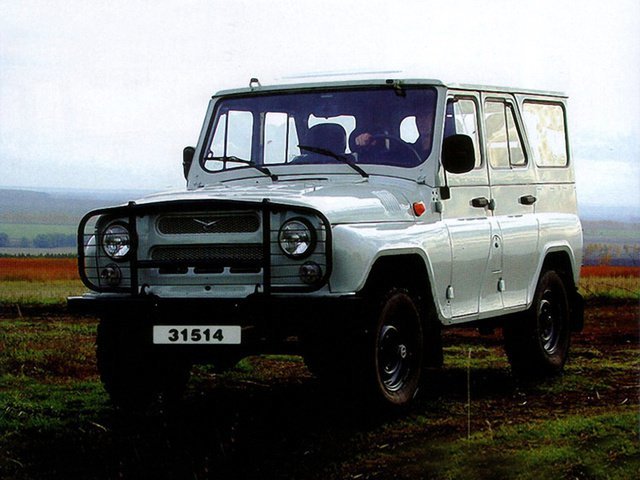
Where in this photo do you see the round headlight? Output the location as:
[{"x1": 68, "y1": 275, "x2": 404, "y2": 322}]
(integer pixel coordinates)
[
  {"x1": 102, "y1": 223, "x2": 130, "y2": 260},
  {"x1": 278, "y1": 218, "x2": 316, "y2": 259}
]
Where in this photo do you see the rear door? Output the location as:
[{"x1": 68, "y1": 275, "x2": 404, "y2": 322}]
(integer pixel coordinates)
[{"x1": 482, "y1": 94, "x2": 539, "y2": 310}]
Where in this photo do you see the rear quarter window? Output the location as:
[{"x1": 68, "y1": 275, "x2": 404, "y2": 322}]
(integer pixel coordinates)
[
  {"x1": 522, "y1": 101, "x2": 568, "y2": 167},
  {"x1": 484, "y1": 100, "x2": 526, "y2": 169}
]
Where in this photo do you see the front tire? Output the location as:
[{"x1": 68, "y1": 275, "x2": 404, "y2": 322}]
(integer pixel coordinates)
[
  {"x1": 503, "y1": 269, "x2": 571, "y2": 377},
  {"x1": 366, "y1": 288, "x2": 424, "y2": 407}
]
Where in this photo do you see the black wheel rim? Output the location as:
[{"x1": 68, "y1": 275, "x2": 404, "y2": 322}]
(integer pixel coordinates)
[
  {"x1": 378, "y1": 324, "x2": 411, "y2": 392},
  {"x1": 538, "y1": 290, "x2": 562, "y2": 355}
]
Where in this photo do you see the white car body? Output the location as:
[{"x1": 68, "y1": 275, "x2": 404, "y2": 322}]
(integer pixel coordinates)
[{"x1": 69, "y1": 78, "x2": 584, "y2": 409}]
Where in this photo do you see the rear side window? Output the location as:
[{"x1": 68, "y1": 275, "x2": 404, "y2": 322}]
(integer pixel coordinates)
[
  {"x1": 522, "y1": 101, "x2": 568, "y2": 167},
  {"x1": 484, "y1": 100, "x2": 526, "y2": 169}
]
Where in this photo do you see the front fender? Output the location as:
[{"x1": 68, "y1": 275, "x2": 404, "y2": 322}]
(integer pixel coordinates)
[{"x1": 330, "y1": 222, "x2": 452, "y2": 319}]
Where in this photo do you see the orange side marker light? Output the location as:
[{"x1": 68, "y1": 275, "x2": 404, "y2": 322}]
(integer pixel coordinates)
[{"x1": 412, "y1": 201, "x2": 426, "y2": 217}]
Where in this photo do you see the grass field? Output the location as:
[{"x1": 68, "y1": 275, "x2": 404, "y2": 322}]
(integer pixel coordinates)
[
  {"x1": 0, "y1": 305, "x2": 637, "y2": 479},
  {"x1": 579, "y1": 265, "x2": 640, "y2": 300},
  {"x1": 0, "y1": 259, "x2": 82, "y2": 306}
]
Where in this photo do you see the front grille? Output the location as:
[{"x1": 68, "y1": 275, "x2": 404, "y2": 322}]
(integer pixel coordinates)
[
  {"x1": 157, "y1": 213, "x2": 260, "y2": 235},
  {"x1": 151, "y1": 244, "x2": 263, "y2": 267}
]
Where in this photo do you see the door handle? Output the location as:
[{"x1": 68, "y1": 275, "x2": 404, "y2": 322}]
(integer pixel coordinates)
[
  {"x1": 519, "y1": 195, "x2": 537, "y2": 205},
  {"x1": 471, "y1": 197, "x2": 490, "y2": 208}
]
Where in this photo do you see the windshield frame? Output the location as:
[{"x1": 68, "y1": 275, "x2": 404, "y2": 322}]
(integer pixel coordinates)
[{"x1": 198, "y1": 85, "x2": 439, "y2": 176}]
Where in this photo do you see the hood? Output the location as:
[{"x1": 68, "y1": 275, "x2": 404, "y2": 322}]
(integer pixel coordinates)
[{"x1": 135, "y1": 179, "x2": 415, "y2": 224}]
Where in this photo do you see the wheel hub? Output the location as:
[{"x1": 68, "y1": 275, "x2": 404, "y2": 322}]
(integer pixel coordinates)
[
  {"x1": 378, "y1": 325, "x2": 410, "y2": 392},
  {"x1": 538, "y1": 295, "x2": 559, "y2": 354}
]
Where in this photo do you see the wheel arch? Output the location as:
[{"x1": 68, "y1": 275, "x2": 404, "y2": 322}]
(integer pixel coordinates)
[
  {"x1": 361, "y1": 252, "x2": 437, "y2": 319},
  {"x1": 541, "y1": 249, "x2": 577, "y2": 288}
]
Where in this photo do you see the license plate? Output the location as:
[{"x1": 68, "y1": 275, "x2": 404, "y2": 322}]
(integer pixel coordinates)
[{"x1": 153, "y1": 325, "x2": 241, "y2": 345}]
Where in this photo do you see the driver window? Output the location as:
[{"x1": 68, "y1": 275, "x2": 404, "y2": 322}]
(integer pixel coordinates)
[{"x1": 445, "y1": 98, "x2": 482, "y2": 168}]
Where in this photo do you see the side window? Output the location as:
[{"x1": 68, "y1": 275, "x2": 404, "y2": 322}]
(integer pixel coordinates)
[
  {"x1": 445, "y1": 98, "x2": 482, "y2": 168},
  {"x1": 206, "y1": 110, "x2": 253, "y2": 171},
  {"x1": 522, "y1": 101, "x2": 568, "y2": 167},
  {"x1": 484, "y1": 100, "x2": 527, "y2": 169},
  {"x1": 264, "y1": 113, "x2": 300, "y2": 164},
  {"x1": 506, "y1": 105, "x2": 526, "y2": 166}
]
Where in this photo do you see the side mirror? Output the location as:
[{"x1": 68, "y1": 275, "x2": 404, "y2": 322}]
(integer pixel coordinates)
[
  {"x1": 442, "y1": 134, "x2": 475, "y2": 175},
  {"x1": 183, "y1": 146, "x2": 195, "y2": 180}
]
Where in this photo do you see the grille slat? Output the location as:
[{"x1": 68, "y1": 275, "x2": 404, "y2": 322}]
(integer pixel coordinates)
[
  {"x1": 150, "y1": 244, "x2": 263, "y2": 267},
  {"x1": 157, "y1": 213, "x2": 260, "y2": 235}
]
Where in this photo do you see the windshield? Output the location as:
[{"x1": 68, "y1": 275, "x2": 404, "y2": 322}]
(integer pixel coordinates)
[{"x1": 202, "y1": 87, "x2": 437, "y2": 173}]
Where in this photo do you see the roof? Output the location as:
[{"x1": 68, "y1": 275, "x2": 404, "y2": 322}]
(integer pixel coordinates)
[{"x1": 213, "y1": 75, "x2": 567, "y2": 98}]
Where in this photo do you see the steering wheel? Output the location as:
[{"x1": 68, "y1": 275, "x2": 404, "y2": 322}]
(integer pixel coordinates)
[{"x1": 370, "y1": 134, "x2": 423, "y2": 165}]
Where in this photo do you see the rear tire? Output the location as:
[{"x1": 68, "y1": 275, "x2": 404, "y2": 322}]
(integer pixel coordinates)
[
  {"x1": 503, "y1": 269, "x2": 571, "y2": 377},
  {"x1": 97, "y1": 316, "x2": 191, "y2": 412}
]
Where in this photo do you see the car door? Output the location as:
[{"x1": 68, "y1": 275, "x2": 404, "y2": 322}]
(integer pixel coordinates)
[
  {"x1": 441, "y1": 93, "x2": 498, "y2": 321},
  {"x1": 482, "y1": 94, "x2": 539, "y2": 310}
]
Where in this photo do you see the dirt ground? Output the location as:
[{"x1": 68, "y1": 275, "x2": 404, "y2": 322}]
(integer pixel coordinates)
[{"x1": 1, "y1": 302, "x2": 638, "y2": 479}]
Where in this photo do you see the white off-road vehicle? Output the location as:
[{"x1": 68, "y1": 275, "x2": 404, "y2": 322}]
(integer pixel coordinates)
[{"x1": 69, "y1": 78, "x2": 584, "y2": 410}]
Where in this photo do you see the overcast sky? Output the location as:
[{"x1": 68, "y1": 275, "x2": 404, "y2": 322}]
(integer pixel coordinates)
[{"x1": 1, "y1": 0, "x2": 638, "y2": 210}]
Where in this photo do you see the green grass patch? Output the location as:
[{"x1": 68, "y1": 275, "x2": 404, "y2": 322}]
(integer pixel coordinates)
[
  {"x1": 0, "y1": 223, "x2": 76, "y2": 239},
  {"x1": 191, "y1": 354, "x2": 309, "y2": 388},
  {"x1": 0, "y1": 374, "x2": 106, "y2": 432},
  {"x1": 579, "y1": 276, "x2": 640, "y2": 301},
  {"x1": 370, "y1": 409, "x2": 640, "y2": 480},
  {"x1": 466, "y1": 409, "x2": 638, "y2": 479},
  {"x1": 0, "y1": 318, "x2": 98, "y2": 379},
  {"x1": 444, "y1": 345, "x2": 510, "y2": 369},
  {"x1": 569, "y1": 347, "x2": 640, "y2": 371},
  {"x1": 0, "y1": 280, "x2": 85, "y2": 306}
]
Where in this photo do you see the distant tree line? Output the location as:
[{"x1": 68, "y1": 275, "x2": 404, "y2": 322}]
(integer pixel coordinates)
[
  {"x1": 0, "y1": 232, "x2": 76, "y2": 249},
  {"x1": 32, "y1": 233, "x2": 77, "y2": 248},
  {"x1": 0, "y1": 252, "x2": 75, "y2": 258},
  {"x1": 583, "y1": 243, "x2": 640, "y2": 266}
]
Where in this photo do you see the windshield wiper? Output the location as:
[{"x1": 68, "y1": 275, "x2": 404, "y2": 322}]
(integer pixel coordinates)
[
  {"x1": 297, "y1": 145, "x2": 369, "y2": 178},
  {"x1": 207, "y1": 155, "x2": 277, "y2": 180}
]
